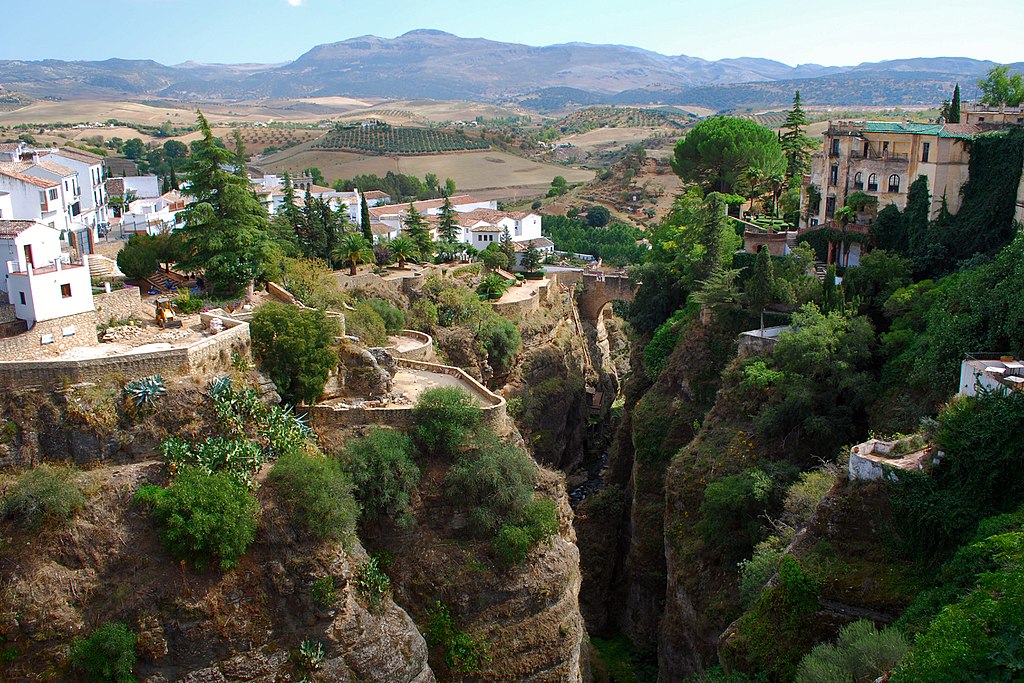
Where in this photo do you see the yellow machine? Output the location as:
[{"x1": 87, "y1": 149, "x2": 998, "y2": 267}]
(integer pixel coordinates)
[{"x1": 155, "y1": 297, "x2": 182, "y2": 329}]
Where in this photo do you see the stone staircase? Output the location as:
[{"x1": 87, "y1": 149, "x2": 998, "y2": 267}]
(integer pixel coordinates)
[{"x1": 86, "y1": 254, "x2": 125, "y2": 281}]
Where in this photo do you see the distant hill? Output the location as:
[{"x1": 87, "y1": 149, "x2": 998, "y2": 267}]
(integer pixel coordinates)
[{"x1": 0, "y1": 30, "x2": 1020, "y2": 111}]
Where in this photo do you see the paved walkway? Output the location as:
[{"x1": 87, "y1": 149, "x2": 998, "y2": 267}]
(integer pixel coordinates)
[{"x1": 390, "y1": 368, "x2": 488, "y2": 406}]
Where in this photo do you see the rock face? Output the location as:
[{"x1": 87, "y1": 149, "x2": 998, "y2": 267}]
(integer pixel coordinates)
[{"x1": 0, "y1": 461, "x2": 434, "y2": 682}]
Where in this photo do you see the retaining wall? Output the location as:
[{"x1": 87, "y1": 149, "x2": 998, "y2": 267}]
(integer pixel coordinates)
[
  {"x1": 0, "y1": 317, "x2": 250, "y2": 387},
  {"x1": 0, "y1": 310, "x2": 99, "y2": 362},
  {"x1": 93, "y1": 287, "x2": 142, "y2": 325},
  {"x1": 387, "y1": 330, "x2": 434, "y2": 362},
  {"x1": 309, "y1": 356, "x2": 506, "y2": 432}
]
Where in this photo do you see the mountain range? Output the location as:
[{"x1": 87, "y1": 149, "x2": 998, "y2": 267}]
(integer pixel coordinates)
[{"x1": 1, "y1": 30, "x2": 1020, "y2": 111}]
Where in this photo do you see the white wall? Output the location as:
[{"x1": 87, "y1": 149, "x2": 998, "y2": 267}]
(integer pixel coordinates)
[
  {"x1": 8, "y1": 261, "x2": 93, "y2": 324},
  {"x1": 123, "y1": 176, "x2": 161, "y2": 199},
  {"x1": 0, "y1": 193, "x2": 12, "y2": 220}
]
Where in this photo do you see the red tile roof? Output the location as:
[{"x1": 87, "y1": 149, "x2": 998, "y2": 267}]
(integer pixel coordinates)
[
  {"x1": 369, "y1": 194, "x2": 482, "y2": 218},
  {"x1": 0, "y1": 220, "x2": 42, "y2": 238},
  {"x1": 0, "y1": 167, "x2": 59, "y2": 189}
]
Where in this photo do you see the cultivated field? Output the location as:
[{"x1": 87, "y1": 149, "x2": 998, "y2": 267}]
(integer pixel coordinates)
[
  {"x1": 260, "y1": 148, "x2": 593, "y2": 194},
  {"x1": 561, "y1": 127, "x2": 680, "y2": 154}
]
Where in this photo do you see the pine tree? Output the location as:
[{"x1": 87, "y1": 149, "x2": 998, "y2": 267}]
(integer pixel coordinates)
[
  {"x1": 402, "y1": 204, "x2": 432, "y2": 257},
  {"x1": 520, "y1": 240, "x2": 542, "y2": 272},
  {"x1": 359, "y1": 193, "x2": 373, "y2": 242},
  {"x1": 437, "y1": 195, "x2": 459, "y2": 243},
  {"x1": 746, "y1": 247, "x2": 775, "y2": 330},
  {"x1": 180, "y1": 112, "x2": 269, "y2": 295},
  {"x1": 781, "y1": 91, "x2": 814, "y2": 179},
  {"x1": 499, "y1": 225, "x2": 516, "y2": 266}
]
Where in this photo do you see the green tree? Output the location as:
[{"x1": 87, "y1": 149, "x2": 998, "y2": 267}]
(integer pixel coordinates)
[
  {"x1": 444, "y1": 177, "x2": 457, "y2": 197},
  {"x1": 388, "y1": 237, "x2": 418, "y2": 269},
  {"x1": 116, "y1": 234, "x2": 159, "y2": 281},
  {"x1": 69, "y1": 622, "x2": 137, "y2": 683},
  {"x1": 303, "y1": 166, "x2": 326, "y2": 186},
  {"x1": 746, "y1": 247, "x2": 775, "y2": 331},
  {"x1": 331, "y1": 233, "x2": 373, "y2": 276},
  {"x1": 123, "y1": 137, "x2": 145, "y2": 160},
  {"x1": 547, "y1": 175, "x2": 568, "y2": 197},
  {"x1": 672, "y1": 117, "x2": 785, "y2": 195},
  {"x1": 977, "y1": 65, "x2": 1024, "y2": 107},
  {"x1": 269, "y1": 449, "x2": 358, "y2": 543},
  {"x1": 437, "y1": 195, "x2": 459, "y2": 242},
  {"x1": 520, "y1": 240, "x2": 542, "y2": 272},
  {"x1": 781, "y1": 91, "x2": 815, "y2": 178},
  {"x1": 477, "y1": 272, "x2": 511, "y2": 299},
  {"x1": 586, "y1": 205, "x2": 611, "y2": 227},
  {"x1": 359, "y1": 192, "x2": 373, "y2": 242},
  {"x1": 940, "y1": 83, "x2": 962, "y2": 123},
  {"x1": 402, "y1": 204, "x2": 432, "y2": 257},
  {"x1": 250, "y1": 302, "x2": 340, "y2": 405},
  {"x1": 179, "y1": 112, "x2": 269, "y2": 294},
  {"x1": 480, "y1": 245, "x2": 508, "y2": 272},
  {"x1": 424, "y1": 172, "x2": 439, "y2": 192},
  {"x1": 904, "y1": 175, "x2": 933, "y2": 273},
  {"x1": 499, "y1": 225, "x2": 516, "y2": 265},
  {"x1": 162, "y1": 139, "x2": 188, "y2": 163}
]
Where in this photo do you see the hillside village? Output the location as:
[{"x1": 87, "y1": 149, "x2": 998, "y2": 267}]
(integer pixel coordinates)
[{"x1": 0, "y1": 54, "x2": 1024, "y2": 682}]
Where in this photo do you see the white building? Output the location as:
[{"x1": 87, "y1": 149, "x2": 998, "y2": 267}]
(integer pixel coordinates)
[
  {"x1": 0, "y1": 167, "x2": 74, "y2": 240},
  {"x1": 368, "y1": 195, "x2": 500, "y2": 243},
  {"x1": 0, "y1": 192, "x2": 12, "y2": 220},
  {"x1": 6, "y1": 159, "x2": 96, "y2": 253},
  {"x1": 251, "y1": 175, "x2": 362, "y2": 225},
  {"x1": 43, "y1": 148, "x2": 108, "y2": 231},
  {"x1": 959, "y1": 357, "x2": 1024, "y2": 396},
  {"x1": 121, "y1": 175, "x2": 161, "y2": 200},
  {"x1": 120, "y1": 191, "x2": 187, "y2": 236},
  {"x1": 0, "y1": 220, "x2": 93, "y2": 325}
]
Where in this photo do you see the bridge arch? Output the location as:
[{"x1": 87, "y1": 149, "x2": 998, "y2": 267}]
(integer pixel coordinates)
[{"x1": 557, "y1": 271, "x2": 637, "y2": 320}]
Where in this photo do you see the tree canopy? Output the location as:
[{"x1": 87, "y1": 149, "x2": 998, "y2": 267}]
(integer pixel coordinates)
[
  {"x1": 672, "y1": 117, "x2": 786, "y2": 196},
  {"x1": 977, "y1": 65, "x2": 1024, "y2": 107}
]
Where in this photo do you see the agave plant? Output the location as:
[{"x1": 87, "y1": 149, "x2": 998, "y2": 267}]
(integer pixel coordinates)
[{"x1": 124, "y1": 375, "x2": 167, "y2": 408}]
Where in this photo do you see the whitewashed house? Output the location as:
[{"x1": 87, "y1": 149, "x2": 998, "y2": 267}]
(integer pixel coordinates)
[
  {"x1": 120, "y1": 192, "x2": 187, "y2": 236},
  {"x1": 0, "y1": 192, "x2": 12, "y2": 220},
  {"x1": 0, "y1": 220, "x2": 93, "y2": 325},
  {"x1": 0, "y1": 168, "x2": 75, "y2": 240},
  {"x1": 44, "y1": 148, "x2": 108, "y2": 232},
  {"x1": 368, "y1": 195, "x2": 498, "y2": 243}
]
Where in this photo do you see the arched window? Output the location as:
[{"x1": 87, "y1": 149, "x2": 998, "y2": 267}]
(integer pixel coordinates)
[
  {"x1": 853, "y1": 172, "x2": 864, "y2": 190},
  {"x1": 867, "y1": 174, "x2": 878, "y2": 191},
  {"x1": 888, "y1": 174, "x2": 901, "y2": 193}
]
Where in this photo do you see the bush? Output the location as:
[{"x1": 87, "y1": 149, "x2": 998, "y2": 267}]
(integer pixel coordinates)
[
  {"x1": 424, "y1": 600, "x2": 491, "y2": 674},
  {"x1": 643, "y1": 309, "x2": 689, "y2": 380},
  {"x1": 446, "y1": 432, "x2": 537, "y2": 535},
  {"x1": 352, "y1": 555, "x2": 391, "y2": 611},
  {"x1": 310, "y1": 576, "x2": 336, "y2": 606},
  {"x1": 493, "y1": 497, "x2": 559, "y2": 564},
  {"x1": 345, "y1": 300, "x2": 388, "y2": 346},
  {"x1": 269, "y1": 449, "x2": 358, "y2": 544},
  {"x1": 2, "y1": 464, "x2": 85, "y2": 530},
  {"x1": 412, "y1": 387, "x2": 483, "y2": 458},
  {"x1": 172, "y1": 289, "x2": 205, "y2": 314},
  {"x1": 339, "y1": 428, "x2": 419, "y2": 527},
  {"x1": 160, "y1": 436, "x2": 264, "y2": 489},
  {"x1": 697, "y1": 467, "x2": 795, "y2": 564},
  {"x1": 136, "y1": 467, "x2": 260, "y2": 570},
  {"x1": 68, "y1": 621, "x2": 137, "y2": 683},
  {"x1": 365, "y1": 298, "x2": 406, "y2": 335},
  {"x1": 796, "y1": 620, "x2": 909, "y2": 683},
  {"x1": 250, "y1": 302, "x2": 341, "y2": 405},
  {"x1": 737, "y1": 540, "x2": 784, "y2": 607},
  {"x1": 478, "y1": 316, "x2": 521, "y2": 373}
]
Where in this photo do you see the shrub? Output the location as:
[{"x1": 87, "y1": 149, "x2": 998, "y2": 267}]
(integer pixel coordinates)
[
  {"x1": 643, "y1": 309, "x2": 689, "y2": 380},
  {"x1": 352, "y1": 555, "x2": 391, "y2": 611},
  {"x1": 339, "y1": 428, "x2": 420, "y2": 527},
  {"x1": 493, "y1": 524, "x2": 533, "y2": 565},
  {"x1": 737, "y1": 540, "x2": 784, "y2": 607},
  {"x1": 310, "y1": 576, "x2": 336, "y2": 606},
  {"x1": 412, "y1": 387, "x2": 483, "y2": 458},
  {"x1": 68, "y1": 621, "x2": 137, "y2": 683},
  {"x1": 269, "y1": 449, "x2": 358, "y2": 544},
  {"x1": 795, "y1": 620, "x2": 909, "y2": 683},
  {"x1": 424, "y1": 600, "x2": 491, "y2": 674},
  {"x1": 2, "y1": 464, "x2": 85, "y2": 530},
  {"x1": 345, "y1": 300, "x2": 388, "y2": 346},
  {"x1": 478, "y1": 316, "x2": 521, "y2": 373},
  {"x1": 123, "y1": 374, "x2": 167, "y2": 408},
  {"x1": 136, "y1": 467, "x2": 259, "y2": 570},
  {"x1": 494, "y1": 497, "x2": 559, "y2": 563},
  {"x1": 366, "y1": 298, "x2": 406, "y2": 335},
  {"x1": 697, "y1": 467, "x2": 795, "y2": 564},
  {"x1": 160, "y1": 436, "x2": 264, "y2": 489},
  {"x1": 446, "y1": 433, "x2": 537, "y2": 535},
  {"x1": 296, "y1": 638, "x2": 325, "y2": 671},
  {"x1": 172, "y1": 289, "x2": 205, "y2": 314},
  {"x1": 250, "y1": 302, "x2": 341, "y2": 405}
]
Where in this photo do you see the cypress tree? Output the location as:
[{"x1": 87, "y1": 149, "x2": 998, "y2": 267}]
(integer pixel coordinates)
[
  {"x1": 781, "y1": 91, "x2": 814, "y2": 179},
  {"x1": 360, "y1": 193, "x2": 373, "y2": 242},
  {"x1": 950, "y1": 83, "x2": 961, "y2": 123},
  {"x1": 437, "y1": 195, "x2": 459, "y2": 242}
]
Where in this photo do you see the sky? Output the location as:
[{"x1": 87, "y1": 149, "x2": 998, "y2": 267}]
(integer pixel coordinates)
[{"x1": 2, "y1": 0, "x2": 1021, "y2": 67}]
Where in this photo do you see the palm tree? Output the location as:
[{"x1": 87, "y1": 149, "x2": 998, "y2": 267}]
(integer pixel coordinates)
[
  {"x1": 477, "y1": 273, "x2": 511, "y2": 300},
  {"x1": 331, "y1": 233, "x2": 373, "y2": 276},
  {"x1": 389, "y1": 237, "x2": 419, "y2": 269}
]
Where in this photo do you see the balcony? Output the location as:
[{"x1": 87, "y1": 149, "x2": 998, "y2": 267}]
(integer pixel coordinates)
[{"x1": 849, "y1": 150, "x2": 909, "y2": 162}]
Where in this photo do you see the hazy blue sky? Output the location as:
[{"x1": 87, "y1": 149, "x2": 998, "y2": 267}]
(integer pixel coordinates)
[{"x1": 3, "y1": 0, "x2": 1021, "y2": 66}]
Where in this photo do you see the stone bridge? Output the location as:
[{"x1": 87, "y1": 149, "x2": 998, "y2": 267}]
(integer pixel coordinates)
[{"x1": 555, "y1": 271, "x2": 638, "y2": 320}]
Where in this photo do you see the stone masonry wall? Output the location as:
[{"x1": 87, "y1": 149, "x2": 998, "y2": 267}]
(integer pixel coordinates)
[
  {"x1": 93, "y1": 287, "x2": 142, "y2": 325},
  {"x1": 0, "y1": 310, "x2": 99, "y2": 362}
]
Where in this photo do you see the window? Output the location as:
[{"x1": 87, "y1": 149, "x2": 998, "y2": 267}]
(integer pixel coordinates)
[
  {"x1": 829, "y1": 138, "x2": 840, "y2": 157},
  {"x1": 48, "y1": 188, "x2": 58, "y2": 201},
  {"x1": 863, "y1": 141, "x2": 870, "y2": 158},
  {"x1": 882, "y1": 141, "x2": 889, "y2": 158},
  {"x1": 922, "y1": 142, "x2": 931, "y2": 163},
  {"x1": 978, "y1": 116, "x2": 985, "y2": 122},
  {"x1": 829, "y1": 164, "x2": 839, "y2": 186},
  {"x1": 18, "y1": 292, "x2": 25, "y2": 305},
  {"x1": 853, "y1": 172, "x2": 864, "y2": 190},
  {"x1": 60, "y1": 283, "x2": 71, "y2": 299},
  {"x1": 825, "y1": 196, "x2": 837, "y2": 218},
  {"x1": 888, "y1": 174, "x2": 901, "y2": 193},
  {"x1": 867, "y1": 174, "x2": 878, "y2": 192}
]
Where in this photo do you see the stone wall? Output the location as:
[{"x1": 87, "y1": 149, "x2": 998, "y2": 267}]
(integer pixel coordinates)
[
  {"x1": 737, "y1": 325, "x2": 791, "y2": 358},
  {"x1": 0, "y1": 310, "x2": 99, "y2": 362},
  {"x1": 93, "y1": 286, "x2": 142, "y2": 325},
  {"x1": 490, "y1": 282, "x2": 549, "y2": 317},
  {"x1": 309, "y1": 357, "x2": 507, "y2": 432},
  {"x1": 0, "y1": 317, "x2": 249, "y2": 388},
  {"x1": 387, "y1": 330, "x2": 435, "y2": 362}
]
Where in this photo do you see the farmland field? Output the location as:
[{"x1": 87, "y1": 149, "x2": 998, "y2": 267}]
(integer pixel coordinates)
[
  {"x1": 313, "y1": 123, "x2": 488, "y2": 154},
  {"x1": 260, "y1": 148, "x2": 593, "y2": 196}
]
